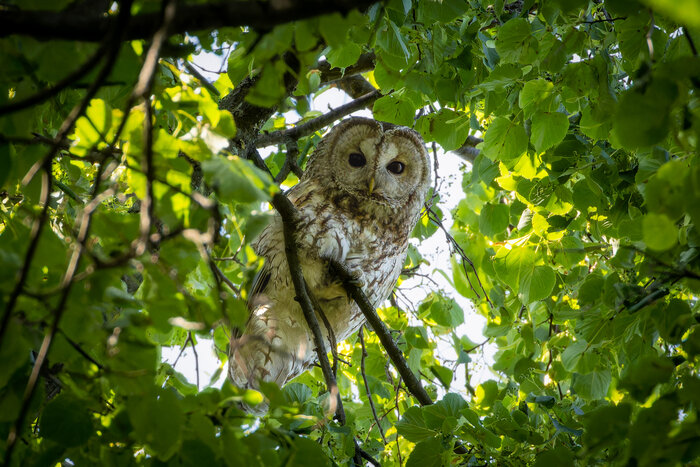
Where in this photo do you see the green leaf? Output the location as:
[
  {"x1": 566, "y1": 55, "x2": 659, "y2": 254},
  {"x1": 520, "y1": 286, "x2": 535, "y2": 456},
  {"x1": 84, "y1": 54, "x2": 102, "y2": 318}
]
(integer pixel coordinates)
[
  {"x1": 572, "y1": 370, "x2": 611, "y2": 400},
  {"x1": 519, "y1": 79, "x2": 555, "y2": 118},
  {"x1": 493, "y1": 246, "x2": 534, "y2": 292},
  {"x1": 642, "y1": 213, "x2": 678, "y2": 251},
  {"x1": 519, "y1": 265, "x2": 555, "y2": 304},
  {"x1": 397, "y1": 406, "x2": 438, "y2": 442},
  {"x1": 561, "y1": 340, "x2": 587, "y2": 372},
  {"x1": 496, "y1": 18, "x2": 534, "y2": 64},
  {"x1": 319, "y1": 12, "x2": 351, "y2": 48},
  {"x1": 405, "y1": 326, "x2": 431, "y2": 349},
  {"x1": 482, "y1": 117, "x2": 528, "y2": 161},
  {"x1": 0, "y1": 142, "x2": 12, "y2": 188},
  {"x1": 40, "y1": 395, "x2": 94, "y2": 447},
  {"x1": 579, "y1": 104, "x2": 611, "y2": 140},
  {"x1": 283, "y1": 382, "x2": 313, "y2": 405},
  {"x1": 533, "y1": 445, "x2": 576, "y2": 467},
  {"x1": 288, "y1": 437, "x2": 331, "y2": 467},
  {"x1": 644, "y1": 160, "x2": 688, "y2": 220},
  {"x1": 405, "y1": 436, "x2": 444, "y2": 467},
  {"x1": 294, "y1": 20, "x2": 318, "y2": 52},
  {"x1": 479, "y1": 203, "x2": 509, "y2": 237},
  {"x1": 531, "y1": 111, "x2": 568, "y2": 153},
  {"x1": 372, "y1": 93, "x2": 416, "y2": 127},
  {"x1": 430, "y1": 364, "x2": 454, "y2": 390},
  {"x1": 415, "y1": 109, "x2": 470, "y2": 151},
  {"x1": 641, "y1": 0, "x2": 700, "y2": 28},
  {"x1": 325, "y1": 42, "x2": 363, "y2": 69},
  {"x1": 202, "y1": 156, "x2": 272, "y2": 204},
  {"x1": 612, "y1": 79, "x2": 678, "y2": 150},
  {"x1": 246, "y1": 62, "x2": 287, "y2": 107},
  {"x1": 582, "y1": 403, "x2": 632, "y2": 452},
  {"x1": 73, "y1": 98, "x2": 112, "y2": 156},
  {"x1": 423, "y1": 393, "x2": 467, "y2": 429},
  {"x1": 0, "y1": 319, "x2": 29, "y2": 388},
  {"x1": 620, "y1": 355, "x2": 674, "y2": 402},
  {"x1": 128, "y1": 389, "x2": 184, "y2": 460}
]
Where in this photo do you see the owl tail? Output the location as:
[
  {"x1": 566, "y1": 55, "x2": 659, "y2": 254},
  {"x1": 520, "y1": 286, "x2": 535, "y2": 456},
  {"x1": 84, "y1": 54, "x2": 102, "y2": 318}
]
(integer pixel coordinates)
[{"x1": 228, "y1": 306, "x2": 310, "y2": 413}]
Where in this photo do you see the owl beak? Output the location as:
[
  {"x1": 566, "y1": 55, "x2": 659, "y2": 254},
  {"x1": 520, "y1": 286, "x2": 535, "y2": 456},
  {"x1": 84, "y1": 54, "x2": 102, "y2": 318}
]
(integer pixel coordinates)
[{"x1": 368, "y1": 177, "x2": 375, "y2": 195}]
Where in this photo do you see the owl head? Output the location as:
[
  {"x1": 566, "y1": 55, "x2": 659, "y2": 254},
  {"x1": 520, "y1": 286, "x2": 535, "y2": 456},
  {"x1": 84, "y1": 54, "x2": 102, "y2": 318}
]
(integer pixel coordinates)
[{"x1": 305, "y1": 117, "x2": 431, "y2": 210}]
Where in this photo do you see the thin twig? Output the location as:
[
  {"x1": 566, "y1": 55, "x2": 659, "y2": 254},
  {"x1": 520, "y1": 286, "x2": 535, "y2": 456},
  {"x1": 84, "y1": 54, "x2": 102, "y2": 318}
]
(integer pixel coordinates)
[
  {"x1": 190, "y1": 332, "x2": 200, "y2": 390},
  {"x1": 57, "y1": 328, "x2": 104, "y2": 370},
  {"x1": 359, "y1": 326, "x2": 387, "y2": 444},
  {"x1": 580, "y1": 16, "x2": 626, "y2": 24},
  {"x1": 425, "y1": 206, "x2": 492, "y2": 307},
  {"x1": 646, "y1": 10, "x2": 655, "y2": 62},
  {"x1": 210, "y1": 260, "x2": 241, "y2": 296},
  {"x1": 184, "y1": 61, "x2": 220, "y2": 96}
]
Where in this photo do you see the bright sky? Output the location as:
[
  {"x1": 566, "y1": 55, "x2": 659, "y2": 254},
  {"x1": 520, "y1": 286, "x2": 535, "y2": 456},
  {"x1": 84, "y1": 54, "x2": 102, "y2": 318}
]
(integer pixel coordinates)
[{"x1": 162, "y1": 49, "x2": 496, "y2": 397}]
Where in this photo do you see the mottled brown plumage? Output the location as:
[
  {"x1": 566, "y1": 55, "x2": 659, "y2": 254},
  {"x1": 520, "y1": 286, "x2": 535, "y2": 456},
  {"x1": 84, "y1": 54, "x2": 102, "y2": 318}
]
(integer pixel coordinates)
[{"x1": 228, "y1": 118, "x2": 430, "y2": 406}]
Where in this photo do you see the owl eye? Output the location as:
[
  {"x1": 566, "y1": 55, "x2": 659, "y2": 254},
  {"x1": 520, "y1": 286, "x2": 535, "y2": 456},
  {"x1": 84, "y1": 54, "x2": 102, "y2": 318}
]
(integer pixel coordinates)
[
  {"x1": 386, "y1": 161, "x2": 405, "y2": 174},
  {"x1": 348, "y1": 152, "x2": 366, "y2": 167}
]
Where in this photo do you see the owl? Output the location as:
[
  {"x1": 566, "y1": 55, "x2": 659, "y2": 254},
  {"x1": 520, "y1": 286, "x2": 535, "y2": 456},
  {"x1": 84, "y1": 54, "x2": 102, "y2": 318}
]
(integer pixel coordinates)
[{"x1": 228, "y1": 117, "x2": 430, "y2": 407}]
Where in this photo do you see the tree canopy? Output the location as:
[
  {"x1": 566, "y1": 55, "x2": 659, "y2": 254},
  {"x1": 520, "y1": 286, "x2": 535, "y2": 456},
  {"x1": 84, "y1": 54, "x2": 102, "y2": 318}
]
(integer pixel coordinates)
[{"x1": 1, "y1": 0, "x2": 700, "y2": 465}]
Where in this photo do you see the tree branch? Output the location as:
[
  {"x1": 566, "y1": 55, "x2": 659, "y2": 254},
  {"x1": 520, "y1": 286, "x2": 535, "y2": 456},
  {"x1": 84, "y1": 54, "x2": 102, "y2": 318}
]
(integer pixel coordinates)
[
  {"x1": 318, "y1": 52, "x2": 376, "y2": 83},
  {"x1": 1, "y1": 0, "x2": 379, "y2": 42},
  {"x1": 451, "y1": 136, "x2": 482, "y2": 164},
  {"x1": 256, "y1": 90, "x2": 381, "y2": 147},
  {"x1": 271, "y1": 193, "x2": 344, "y2": 419},
  {"x1": 328, "y1": 261, "x2": 433, "y2": 406},
  {"x1": 272, "y1": 192, "x2": 378, "y2": 466},
  {"x1": 332, "y1": 74, "x2": 378, "y2": 101}
]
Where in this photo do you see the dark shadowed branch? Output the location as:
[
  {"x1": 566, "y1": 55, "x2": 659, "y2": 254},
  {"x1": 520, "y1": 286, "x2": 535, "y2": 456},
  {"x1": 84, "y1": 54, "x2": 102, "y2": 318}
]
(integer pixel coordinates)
[
  {"x1": 318, "y1": 52, "x2": 376, "y2": 83},
  {"x1": 0, "y1": 0, "x2": 380, "y2": 42},
  {"x1": 329, "y1": 260, "x2": 434, "y2": 406}
]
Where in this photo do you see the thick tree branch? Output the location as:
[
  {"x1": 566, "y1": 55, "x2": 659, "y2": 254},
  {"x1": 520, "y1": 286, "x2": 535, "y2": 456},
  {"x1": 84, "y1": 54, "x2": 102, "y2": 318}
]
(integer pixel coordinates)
[
  {"x1": 272, "y1": 192, "x2": 377, "y2": 466},
  {"x1": 1, "y1": 0, "x2": 379, "y2": 42},
  {"x1": 271, "y1": 193, "x2": 344, "y2": 418},
  {"x1": 256, "y1": 90, "x2": 381, "y2": 147},
  {"x1": 318, "y1": 52, "x2": 376, "y2": 83},
  {"x1": 452, "y1": 136, "x2": 482, "y2": 164},
  {"x1": 333, "y1": 74, "x2": 378, "y2": 101},
  {"x1": 328, "y1": 260, "x2": 433, "y2": 406}
]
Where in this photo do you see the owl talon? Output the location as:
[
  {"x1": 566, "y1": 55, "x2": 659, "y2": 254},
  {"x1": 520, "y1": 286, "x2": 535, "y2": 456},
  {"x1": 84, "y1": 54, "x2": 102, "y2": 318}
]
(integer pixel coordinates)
[{"x1": 348, "y1": 268, "x2": 366, "y2": 288}]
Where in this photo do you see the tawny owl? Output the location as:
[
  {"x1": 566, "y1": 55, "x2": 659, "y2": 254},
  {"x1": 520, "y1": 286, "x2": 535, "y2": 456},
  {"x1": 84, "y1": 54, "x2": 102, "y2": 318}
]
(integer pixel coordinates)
[{"x1": 228, "y1": 117, "x2": 430, "y2": 405}]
